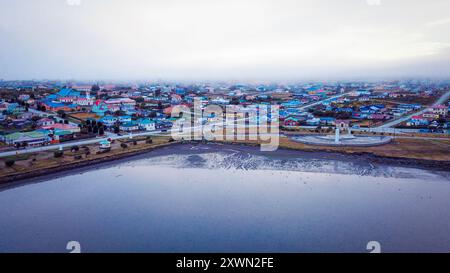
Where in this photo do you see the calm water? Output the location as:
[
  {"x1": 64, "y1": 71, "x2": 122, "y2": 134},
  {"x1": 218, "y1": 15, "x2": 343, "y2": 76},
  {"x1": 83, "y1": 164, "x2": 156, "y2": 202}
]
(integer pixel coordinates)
[{"x1": 0, "y1": 144, "x2": 449, "y2": 253}]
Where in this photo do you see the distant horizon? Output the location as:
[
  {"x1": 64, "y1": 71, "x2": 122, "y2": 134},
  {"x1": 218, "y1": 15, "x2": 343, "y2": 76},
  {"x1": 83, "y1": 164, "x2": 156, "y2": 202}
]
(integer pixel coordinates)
[
  {"x1": 1, "y1": 0, "x2": 450, "y2": 81},
  {"x1": 1, "y1": 76, "x2": 450, "y2": 85}
]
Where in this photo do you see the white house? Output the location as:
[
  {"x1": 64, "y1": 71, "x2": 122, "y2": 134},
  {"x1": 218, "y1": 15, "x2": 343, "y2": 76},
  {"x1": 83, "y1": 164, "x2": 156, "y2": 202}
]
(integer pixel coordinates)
[
  {"x1": 138, "y1": 119, "x2": 156, "y2": 131},
  {"x1": 37, "y1": 118, "x2": 55, "y2": 127},
  {"x1": 119, "y1": 122, "x2": 139, "y2": 131}
]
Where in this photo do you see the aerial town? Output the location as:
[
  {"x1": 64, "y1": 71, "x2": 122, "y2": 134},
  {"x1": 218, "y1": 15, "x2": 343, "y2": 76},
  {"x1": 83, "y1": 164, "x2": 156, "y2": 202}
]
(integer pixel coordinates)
[{"x1": 0, "y1": 79, "x2": 449, "y2": 181}]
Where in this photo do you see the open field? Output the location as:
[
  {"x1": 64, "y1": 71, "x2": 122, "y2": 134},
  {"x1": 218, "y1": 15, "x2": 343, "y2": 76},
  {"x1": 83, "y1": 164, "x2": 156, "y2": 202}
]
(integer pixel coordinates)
[
  {"x1": 69, "y1": 112, "x2": 100, "y2": 121},
  {"x1": 0, "y1": 136, "x2": 173, "y2": 183},
  {"x1": 220, "y1": 135, "x2": 450, "y2": 162}
]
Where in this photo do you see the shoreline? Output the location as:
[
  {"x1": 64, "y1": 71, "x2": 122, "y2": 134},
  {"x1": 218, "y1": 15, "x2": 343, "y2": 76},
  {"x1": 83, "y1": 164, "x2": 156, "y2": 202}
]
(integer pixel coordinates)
[
  {"x1": 1, "y1": 139, "x2": 450, "y2": 187},
  {"x1": 214, "y1": 140, "x2": 450, "y2": 171},
  {"x1": 0, "y1": 141, "x2": 182, "y2": 186}
]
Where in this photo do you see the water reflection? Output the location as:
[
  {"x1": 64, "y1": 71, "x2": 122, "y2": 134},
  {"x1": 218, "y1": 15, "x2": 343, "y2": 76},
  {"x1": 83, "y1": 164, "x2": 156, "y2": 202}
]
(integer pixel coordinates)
[{"x1": 0, "y1": 144, "x2": 449, "y2": 253}]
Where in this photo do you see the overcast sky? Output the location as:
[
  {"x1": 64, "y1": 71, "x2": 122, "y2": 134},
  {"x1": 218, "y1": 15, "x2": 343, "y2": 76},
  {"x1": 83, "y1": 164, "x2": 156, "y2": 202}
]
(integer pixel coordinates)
[{"x1": 1, "y1": 0, "x2": 450, "y2": 81}]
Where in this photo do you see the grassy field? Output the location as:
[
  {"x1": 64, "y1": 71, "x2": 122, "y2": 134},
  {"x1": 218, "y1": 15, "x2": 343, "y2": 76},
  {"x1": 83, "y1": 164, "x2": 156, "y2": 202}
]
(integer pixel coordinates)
[
  {"x1": 69, "y1": 112, "x2": 100, "y2": 121},
  {"x1": 219, "y1": 136, "x2": 450, "y2": 161},
  {"x1": 0, "y1": 136, "x2": 173, "y2": 181}
]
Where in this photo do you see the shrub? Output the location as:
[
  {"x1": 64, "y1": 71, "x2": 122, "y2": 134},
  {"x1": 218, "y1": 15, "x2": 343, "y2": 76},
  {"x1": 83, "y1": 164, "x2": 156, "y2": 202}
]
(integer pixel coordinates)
[
  {"x1": 5, "y1": 160, "x2": 15, "y2": 167},
  {"x1": 54, "y1": 150, "x2": 64, "y2": 158},
  {"x1": 133, "y1": 141, "x2": 137, "y2": 145},
  {"x1": 71, "y1": 145, "x2": 79, "y2": 152},
  {"x1": 121, "y1": 143, "x2": 128, "y2": 149}
]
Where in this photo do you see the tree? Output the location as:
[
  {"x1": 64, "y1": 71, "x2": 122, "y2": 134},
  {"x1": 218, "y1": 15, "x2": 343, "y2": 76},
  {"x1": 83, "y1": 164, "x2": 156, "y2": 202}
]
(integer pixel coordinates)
[
  {"x1": 57, "y1": 110, "x2": 65, "y2": 117},
  {"x1": 93, "y1": 125, "x2": 99, "y2": 134},
  {"x1": 114, "y1": 126, "x2": 120, "y2": 134},
  {"x1": 54, "y1": 150, "x2": 64, "y2": 158},
  {"x1": 98, "y1": 127, "x2": 105, "y2": 135},
  {"x1": 71, "y1": 145, "x2": 79, "y2": 152},
  {"x1": 91, "y1": 84, "x2": 100, "y2": 92},
  {"x1": 5, "y1": 160, "x2": 15, "y2": 167},
  {"x1": 120, "y1": 143, "x2": 128, "y2": 149},
  {"x1": 115, "y1": 110, "x2": 126, "y2": 116},
  {"x1": 64, "y1": 120, "x2": 69, "y2": 124}
]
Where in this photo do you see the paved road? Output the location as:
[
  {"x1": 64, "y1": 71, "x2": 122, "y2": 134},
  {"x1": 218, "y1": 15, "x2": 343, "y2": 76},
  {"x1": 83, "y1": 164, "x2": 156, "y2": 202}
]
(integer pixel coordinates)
[
  {"x1": 376, "y1": 90, "x2": 450, "y2": 129},
  {"x1": 298, "y1": 91, "x2": 352, "y2": 110}
]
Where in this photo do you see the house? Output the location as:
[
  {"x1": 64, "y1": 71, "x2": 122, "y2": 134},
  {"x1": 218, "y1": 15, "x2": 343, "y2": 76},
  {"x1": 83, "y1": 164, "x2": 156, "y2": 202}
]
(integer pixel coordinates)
[
  {"x1": 41, "y1": 100, "x2": 80, "y2": 112},
  {"x1": 105, "y1": 98, "x2": 136, "y2": 111},
  {"x1": 119, "y1": 122, "x2": 139, "y2": 132},
  {"x1": 358, "y1": 96, "x2": 370, "y2": 102},
  {"x1": 57, "y1": 88, "x2": 81, "y2": 97},
  {"x1": 163, "y1": 106, "x2": 184, "y2": 117},
  {"x1": 19, "y1": 112, "x2": 36, "y2": 120},
  {"x1": 41, "y1": 123, "x2": 81, "y2": 134},
  {"x1": 368, "y1": 114, "x2": 390, "y2": 120},
  {"x1": 118, "y1": 115, "x2": 132, "y2": 123},
  {"x1": 137, "y1": 118, "x2": 156, "y2": 131},
  {"x1": 407, "y1": 115, "x2": 429, "y2": 126},
  {"x1": 2, "y1": 130, "x2": 51, "y2": 147},
  {"x1": 171, "y1": 94, "x2": 182, "y2": 103},
  {"x1": 52, "y1": 129, "x2": 75, "y2": 142},
  {"x1": 0, "y1": 102, "x2": 9, "y2": 112},
  {"x1": 6, "y1": 103, "x2": 26, "y2": 114},
  {"x1": 283, "y1": 117, "x2": 301, "y2": 126},
  {"x1": 319, "y1": 117, "x2": 335, "y2": 125},
  {"x1": 306, "y1": 118, "x2": 320, "y2": 126},
  {"x1": 18, "y1": 94, "x2": 30, "y2": 101},
  {"x1": 92, "y1": 100, "x2": 109, "y2": 116},
  {"x1": 74, "y1": 97, "x2": 95, "y2": 106},
  {"x1": 210, "y1": 97, "x2": 230, "y2": 105},
  {"x1": 422, "y1": 112, "x2": 439, "y2": 119},
  {"x1": 37, "y1": 118, "x2": 55, "y2": 127},
  {"x1": 430, "y1": 105, "x2": 447, "y2": 117},
  {"x1": 98, "y1": 116, "x2": 118, "y2": 127}
]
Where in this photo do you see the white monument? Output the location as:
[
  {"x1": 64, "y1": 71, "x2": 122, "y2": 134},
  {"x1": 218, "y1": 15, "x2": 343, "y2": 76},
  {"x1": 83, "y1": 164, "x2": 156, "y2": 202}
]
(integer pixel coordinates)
[{"x1": 335, "y1": 128, "x2": 340, "y2": 144}]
